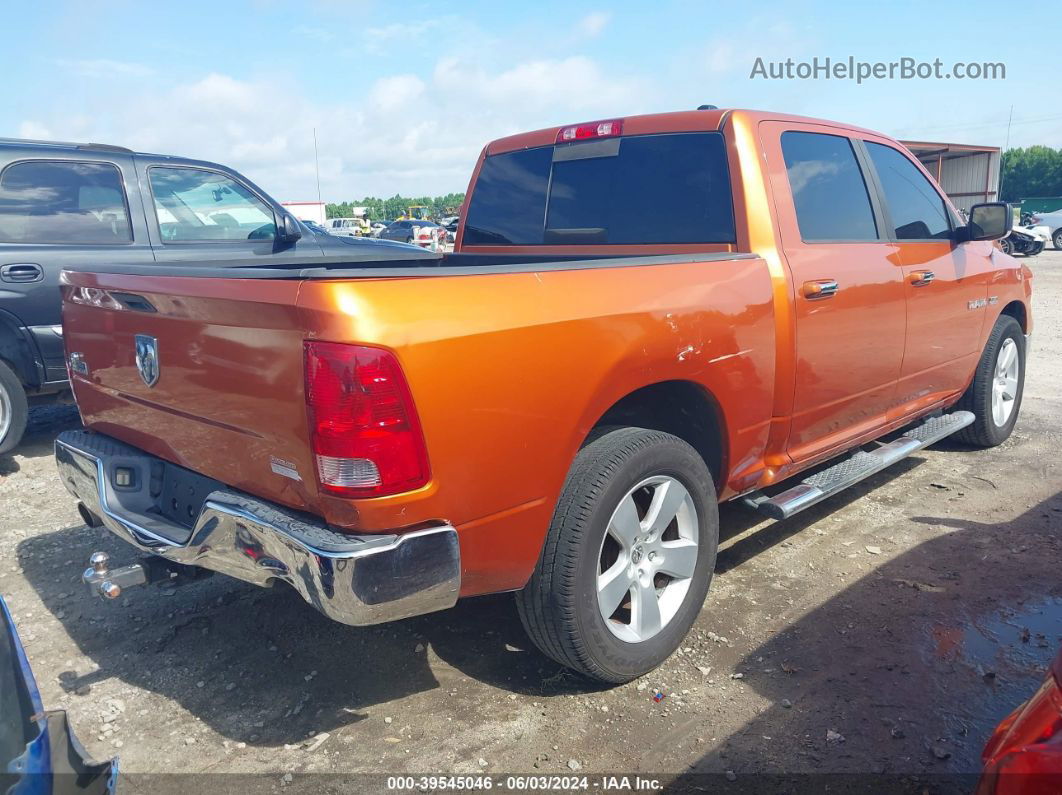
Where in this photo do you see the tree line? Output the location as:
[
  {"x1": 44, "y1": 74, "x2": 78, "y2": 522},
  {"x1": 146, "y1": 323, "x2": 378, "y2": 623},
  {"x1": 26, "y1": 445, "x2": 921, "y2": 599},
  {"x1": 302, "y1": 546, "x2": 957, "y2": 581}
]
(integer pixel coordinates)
[
  {"x1": 326, "y1": 193, "x2": 466, "y2": 221},
  {"x1": 1001, "y1": 146, "x2": 1062, "y2": 202},
  {"x1": 320, "y1": 147, "x2": 1062, "y2": 220}
]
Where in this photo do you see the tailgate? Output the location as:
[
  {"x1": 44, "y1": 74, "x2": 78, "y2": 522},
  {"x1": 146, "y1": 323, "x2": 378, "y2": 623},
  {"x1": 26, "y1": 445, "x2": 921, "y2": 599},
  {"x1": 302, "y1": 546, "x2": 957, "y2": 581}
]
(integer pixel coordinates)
[{"x1": 62, "y1": 270, "x2": 321, "y2": 514}]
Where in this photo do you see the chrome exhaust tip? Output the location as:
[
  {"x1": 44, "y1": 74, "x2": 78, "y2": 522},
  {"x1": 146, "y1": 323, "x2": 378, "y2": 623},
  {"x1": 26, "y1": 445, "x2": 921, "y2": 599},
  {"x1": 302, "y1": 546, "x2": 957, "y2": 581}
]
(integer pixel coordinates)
[{"x1": 77, "y1": 502, "x2": 103, "y2": 528}]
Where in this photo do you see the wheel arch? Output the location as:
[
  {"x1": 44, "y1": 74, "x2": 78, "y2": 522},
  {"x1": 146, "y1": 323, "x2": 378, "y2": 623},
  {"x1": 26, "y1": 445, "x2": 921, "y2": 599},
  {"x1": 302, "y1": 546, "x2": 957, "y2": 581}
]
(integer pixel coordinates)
[
  {"x1": 999, "y1": 299, "x2": 1028, "y2": 334},
  {"x1": 584, "y1": 379, "x2": 728, "y2": 490},
  {"x1": 0, "y1": 309, "x2": 40, "y2": 388}
]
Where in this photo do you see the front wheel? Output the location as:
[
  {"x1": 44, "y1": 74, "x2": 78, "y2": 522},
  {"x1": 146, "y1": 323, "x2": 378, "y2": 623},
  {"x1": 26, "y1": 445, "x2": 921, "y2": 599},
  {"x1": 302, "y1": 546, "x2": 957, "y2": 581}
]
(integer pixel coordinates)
[
  {"x1": 1000, "y1": 236, "x2": 1014, "y2": 255},
  {"x1": 956, "y1": 314, "x2": 1026, "y2": 447},
  {"x1": 1053, "y1": 229, "x2": 1062, "y2": 251},
  {"x1": 516, "y1": 427, "x2": 718, "y2": 683}
]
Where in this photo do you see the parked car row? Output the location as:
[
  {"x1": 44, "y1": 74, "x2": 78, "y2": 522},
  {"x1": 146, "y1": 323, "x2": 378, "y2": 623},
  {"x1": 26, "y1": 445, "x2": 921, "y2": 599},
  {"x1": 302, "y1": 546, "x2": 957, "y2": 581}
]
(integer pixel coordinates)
[{"x1": 310, "y1": 215, "x2": 456, "y2": 248}]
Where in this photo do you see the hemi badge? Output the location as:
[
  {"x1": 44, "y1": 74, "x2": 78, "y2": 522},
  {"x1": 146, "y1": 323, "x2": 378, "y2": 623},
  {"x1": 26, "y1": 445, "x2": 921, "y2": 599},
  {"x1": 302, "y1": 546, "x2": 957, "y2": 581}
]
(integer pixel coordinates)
[
  {"x1": 68, "y1": 352, "x2": 89, "y2": 376},
  {"x1": 270, "y1": 456, "x2": 302, "y2": 481}
]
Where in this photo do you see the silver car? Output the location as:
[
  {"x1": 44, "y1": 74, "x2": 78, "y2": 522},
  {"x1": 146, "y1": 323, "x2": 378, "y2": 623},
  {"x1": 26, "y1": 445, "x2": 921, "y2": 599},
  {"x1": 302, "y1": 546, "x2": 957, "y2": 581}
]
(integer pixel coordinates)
[{"x1": 1029, "y1": 209, "x2": 1062, "y2": 250}]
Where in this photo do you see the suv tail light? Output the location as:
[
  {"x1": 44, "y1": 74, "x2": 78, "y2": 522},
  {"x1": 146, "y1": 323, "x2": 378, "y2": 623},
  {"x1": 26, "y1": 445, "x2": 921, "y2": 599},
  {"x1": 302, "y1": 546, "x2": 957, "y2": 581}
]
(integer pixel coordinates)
[
  {"x1": 557, "y1": 119, "x2": 623, "y2": 142},
  {"x1": 303, "y1": 341, "x2": 429, "y2": 498}
]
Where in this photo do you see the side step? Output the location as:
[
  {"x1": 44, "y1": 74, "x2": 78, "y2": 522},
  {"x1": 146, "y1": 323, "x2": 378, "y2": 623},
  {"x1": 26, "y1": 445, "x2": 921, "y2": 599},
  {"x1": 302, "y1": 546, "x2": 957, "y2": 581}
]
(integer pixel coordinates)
[{"x1": 743, "y1": 411, "x2": 974, "y2": 520}]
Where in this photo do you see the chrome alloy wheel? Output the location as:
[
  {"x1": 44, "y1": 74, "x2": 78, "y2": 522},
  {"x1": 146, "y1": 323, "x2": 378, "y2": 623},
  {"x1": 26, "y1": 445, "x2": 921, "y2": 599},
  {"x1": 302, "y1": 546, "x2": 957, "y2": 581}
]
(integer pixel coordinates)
[
  {"x1": 596, "y1": 475, "x2": 699, "y2": 643},
  {"x1": 992, "y1": 338, "x2": 1020, "y2": 427},
  {"x1": 0, "y1": 381, "x2": 10, "y2": 445}
]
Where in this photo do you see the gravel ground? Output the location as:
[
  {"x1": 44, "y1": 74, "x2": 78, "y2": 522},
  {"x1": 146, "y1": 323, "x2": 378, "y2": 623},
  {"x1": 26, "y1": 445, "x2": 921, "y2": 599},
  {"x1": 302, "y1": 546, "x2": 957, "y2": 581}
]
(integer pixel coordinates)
[{"x1": 2, "y1": 251, "x2": 1060, "y2": 792}]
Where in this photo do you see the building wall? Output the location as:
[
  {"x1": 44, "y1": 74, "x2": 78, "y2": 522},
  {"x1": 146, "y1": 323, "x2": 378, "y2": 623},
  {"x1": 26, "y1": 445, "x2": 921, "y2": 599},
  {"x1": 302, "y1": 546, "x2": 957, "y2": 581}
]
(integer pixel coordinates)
[
  {"x1": 280, "y1": 202, "x2": 327, "y2": 224},
  {"x1": 917, "y1": 151, "x2": 1000, "y2": 213}
]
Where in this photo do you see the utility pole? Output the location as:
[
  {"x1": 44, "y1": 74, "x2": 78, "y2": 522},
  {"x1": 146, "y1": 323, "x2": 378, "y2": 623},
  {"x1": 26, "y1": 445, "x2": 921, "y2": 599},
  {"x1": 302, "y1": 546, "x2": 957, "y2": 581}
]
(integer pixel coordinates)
[
  {"x1": 313, "y1": 127, "x2": 323, "y2": 211},
  {"x1": 999, "y1": 105, "x2": 1014, "y2": 202}
]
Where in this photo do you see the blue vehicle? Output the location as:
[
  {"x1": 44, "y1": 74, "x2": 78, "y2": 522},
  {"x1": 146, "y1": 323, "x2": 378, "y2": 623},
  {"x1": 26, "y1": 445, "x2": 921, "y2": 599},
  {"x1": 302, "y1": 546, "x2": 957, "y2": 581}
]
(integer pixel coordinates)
[{"x1": 1, "y1": 596, "x2": 116, "y2": 794}]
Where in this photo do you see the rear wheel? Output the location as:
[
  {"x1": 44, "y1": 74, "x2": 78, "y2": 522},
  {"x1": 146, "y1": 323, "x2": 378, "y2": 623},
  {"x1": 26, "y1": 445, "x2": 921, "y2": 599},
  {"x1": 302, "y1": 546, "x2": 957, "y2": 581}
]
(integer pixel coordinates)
[
  {"x1": 516, "y1": 427, "x2": 718, "y2": 683},
  {"x1": 0, "y1": 360, "x2": 29, "y2": 456},
  {"x1": 956, "y1": 315, "x2": 1025, "y2": 447},
  {"x1": 1053, "y1": 229, "x2": 1062, "y2": 251},
  {"x1": 1000, "y1": 236, "x2": 1014, "y2": 255}
]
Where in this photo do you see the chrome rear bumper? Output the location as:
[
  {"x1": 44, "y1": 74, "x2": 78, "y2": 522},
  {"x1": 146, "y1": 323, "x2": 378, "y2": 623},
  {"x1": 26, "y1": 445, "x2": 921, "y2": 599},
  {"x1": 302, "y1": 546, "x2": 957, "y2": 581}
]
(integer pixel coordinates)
[{"x1": 54, "y1": 431, "x2": 460, "y2": 626}]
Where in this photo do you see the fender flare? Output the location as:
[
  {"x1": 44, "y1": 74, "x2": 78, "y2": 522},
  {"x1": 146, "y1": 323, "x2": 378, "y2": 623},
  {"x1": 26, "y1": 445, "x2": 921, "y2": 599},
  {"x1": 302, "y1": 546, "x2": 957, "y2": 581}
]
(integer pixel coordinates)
[{"x1": 0, "y1": 307, "x2": 42, "y2": 388}]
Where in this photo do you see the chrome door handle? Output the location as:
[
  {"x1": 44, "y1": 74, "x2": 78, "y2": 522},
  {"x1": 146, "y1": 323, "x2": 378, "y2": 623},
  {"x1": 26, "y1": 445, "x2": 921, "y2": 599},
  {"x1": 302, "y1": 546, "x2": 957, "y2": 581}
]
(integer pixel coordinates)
[
  {"x1": 909, "y1": 270, "x2": 935, "y2": 287},
  {"x1": 802, "y1": 279, "x2": 838, "y2": 300},
  {"x1": 1, "y1": 263, "x2": 43, "y2": 283}
]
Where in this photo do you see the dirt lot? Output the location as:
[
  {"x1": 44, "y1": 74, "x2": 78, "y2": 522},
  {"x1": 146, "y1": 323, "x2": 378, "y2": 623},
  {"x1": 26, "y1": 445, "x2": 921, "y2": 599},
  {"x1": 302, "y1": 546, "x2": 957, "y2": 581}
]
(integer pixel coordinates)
[{"x1": 2, "y1": 252, "x2": 1061, "y2": 792}]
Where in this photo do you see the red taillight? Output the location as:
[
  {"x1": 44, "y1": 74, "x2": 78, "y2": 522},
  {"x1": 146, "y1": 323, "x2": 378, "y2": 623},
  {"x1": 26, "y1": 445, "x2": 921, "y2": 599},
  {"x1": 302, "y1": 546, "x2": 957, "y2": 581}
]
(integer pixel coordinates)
[
  {"x1": 979, "y1": 657, "x2": 1062, "y2": 794},
  {"x1": 303, "y1": 341, "x2": 429, "y2": 498},
  {"x1": 556, "y1": 118, "x2": 623, "y2": 143}
]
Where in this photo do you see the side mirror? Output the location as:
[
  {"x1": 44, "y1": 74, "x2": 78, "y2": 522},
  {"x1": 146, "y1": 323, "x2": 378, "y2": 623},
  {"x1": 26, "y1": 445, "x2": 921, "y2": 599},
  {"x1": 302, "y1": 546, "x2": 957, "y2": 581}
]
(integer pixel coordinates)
[
  {"x1": 277, "y1": 213, "x2": 303, "y2": 244},
  {"x1": 963, "y1": 202, "x2": 1012, "y2": 242}
]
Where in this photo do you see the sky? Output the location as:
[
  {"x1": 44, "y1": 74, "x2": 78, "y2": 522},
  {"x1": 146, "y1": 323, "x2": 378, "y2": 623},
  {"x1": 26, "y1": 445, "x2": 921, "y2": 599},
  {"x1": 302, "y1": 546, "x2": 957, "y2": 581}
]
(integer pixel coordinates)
[{"x1": 3, "y1": 0, "x2": 1060, "y2": 202}]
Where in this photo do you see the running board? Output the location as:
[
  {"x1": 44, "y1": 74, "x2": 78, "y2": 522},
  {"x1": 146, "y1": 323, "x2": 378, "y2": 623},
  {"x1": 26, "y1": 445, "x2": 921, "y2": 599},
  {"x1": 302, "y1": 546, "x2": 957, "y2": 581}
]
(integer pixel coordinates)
[{"x1": 743, "y1": 411, "x2": 974, "y2": 520}]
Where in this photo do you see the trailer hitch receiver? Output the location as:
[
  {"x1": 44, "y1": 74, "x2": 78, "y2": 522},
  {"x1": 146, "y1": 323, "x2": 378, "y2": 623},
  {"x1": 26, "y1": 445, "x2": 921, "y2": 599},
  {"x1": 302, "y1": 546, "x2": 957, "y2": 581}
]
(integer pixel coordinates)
[{"x1": 82, "y1": 551, "x2": 148, "y2": 599}]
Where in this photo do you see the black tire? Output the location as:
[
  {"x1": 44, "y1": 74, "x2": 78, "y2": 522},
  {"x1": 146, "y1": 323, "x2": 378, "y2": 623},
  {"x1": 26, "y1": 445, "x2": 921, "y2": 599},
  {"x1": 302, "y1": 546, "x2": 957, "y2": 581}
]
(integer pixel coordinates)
[
  {"x1": 955, "y1": 314, "x2": 1025, "y2": 447},
  {"x1": 0, "y1": 359, "x2": 29, "y2": 456},
  {"x1": 1000, "y1": 236, "x2": 1013, "y2": 255},
  {"x1": 1054, "y1": 229, "x2": 1062, "y2": 251},
  {"x1": 516, "y1": 427, "x2": 718, "y2": 683}
]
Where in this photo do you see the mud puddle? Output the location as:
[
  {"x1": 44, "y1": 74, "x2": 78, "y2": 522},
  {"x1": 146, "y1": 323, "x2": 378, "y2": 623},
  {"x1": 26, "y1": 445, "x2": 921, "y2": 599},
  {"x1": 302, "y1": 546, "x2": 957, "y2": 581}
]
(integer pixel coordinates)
[{"x1": 927, "y1": 596, "x2": 1062, "y2": 742}]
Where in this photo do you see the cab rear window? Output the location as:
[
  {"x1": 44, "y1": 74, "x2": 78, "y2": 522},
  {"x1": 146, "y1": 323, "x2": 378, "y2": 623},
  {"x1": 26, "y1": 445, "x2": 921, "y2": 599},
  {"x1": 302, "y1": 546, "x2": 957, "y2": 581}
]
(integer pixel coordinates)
[{"x1": 463, "y1": 132, "x2": 735, "y2": 246}]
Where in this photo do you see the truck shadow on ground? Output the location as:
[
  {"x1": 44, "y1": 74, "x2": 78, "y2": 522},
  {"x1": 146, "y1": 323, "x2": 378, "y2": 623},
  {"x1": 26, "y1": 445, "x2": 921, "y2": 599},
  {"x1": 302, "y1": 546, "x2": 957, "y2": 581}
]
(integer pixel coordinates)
[
  {"x1": 17, "y1": 523, "x2": 581, "y2": 746},
  {"x1": 0, "y1": 404, "x2": 80, "y2": 475},
  {"x1": 15, "y1": 452, "x2": 946, "y2": 747},
  {"x1": 665, "y1": 491, "x2": 1062, "y2": 793}
]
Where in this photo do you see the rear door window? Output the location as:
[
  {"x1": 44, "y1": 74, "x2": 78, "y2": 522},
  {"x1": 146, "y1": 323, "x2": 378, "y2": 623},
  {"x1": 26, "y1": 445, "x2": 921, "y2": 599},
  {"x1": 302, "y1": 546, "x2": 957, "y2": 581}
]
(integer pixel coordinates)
[
  {"x1": 864, "y1": 142, "x2": 952, "y2": 240},
  {"x1": 463, "y1": 132, "x2": 735, "y2": 245},
  {"x1": 0, "y1": 160, "x2": 132, "y2": 244},
  {"x1": 780, "y1": 132, "x2": 879, "y2": 242}
]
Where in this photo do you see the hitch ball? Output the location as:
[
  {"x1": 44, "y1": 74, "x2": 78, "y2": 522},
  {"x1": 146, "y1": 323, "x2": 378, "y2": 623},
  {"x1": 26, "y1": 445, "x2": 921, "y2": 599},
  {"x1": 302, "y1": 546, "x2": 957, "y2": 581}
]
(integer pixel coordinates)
[{"x1": 82, "y1": 551, "x2": 147, "y2": 599}]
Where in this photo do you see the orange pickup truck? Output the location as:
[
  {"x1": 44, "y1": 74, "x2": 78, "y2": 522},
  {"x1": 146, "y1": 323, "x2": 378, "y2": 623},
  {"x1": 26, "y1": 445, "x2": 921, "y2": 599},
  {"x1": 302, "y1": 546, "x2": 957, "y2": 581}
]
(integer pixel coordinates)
[{"x1": 55, "y1": 109, "x2": 1030, "y2": 683}]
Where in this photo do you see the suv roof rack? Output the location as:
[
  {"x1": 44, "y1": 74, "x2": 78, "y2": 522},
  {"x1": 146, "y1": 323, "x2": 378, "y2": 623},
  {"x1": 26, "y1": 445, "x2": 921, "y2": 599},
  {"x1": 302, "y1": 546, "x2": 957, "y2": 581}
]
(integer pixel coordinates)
[{"x1": 0, "y1": 137, "x2": 133, "y2": 154}]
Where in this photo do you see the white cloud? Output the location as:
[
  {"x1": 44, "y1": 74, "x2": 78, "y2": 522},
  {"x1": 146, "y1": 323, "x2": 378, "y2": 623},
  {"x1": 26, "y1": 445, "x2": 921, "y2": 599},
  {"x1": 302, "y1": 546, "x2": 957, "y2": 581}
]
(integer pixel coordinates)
[
  {"x1": 434, "y1": 55, "x2": 641, "y2": 113},
  {"x1": 56, "y1": 59, "x2": 155, "y2": 79},
  {"x1": 700, "y1": 19, "x2": 810, "y2": 77},
  {"x1": 18, "y1": 121, "x2": 54, "y2": 140},
  {"x1": 362, "y1": 19, "x2": 445, "y2": 54},
  {"x1": 577, "y1": 11, "x2": 611, "y2": 38},
  {"x1": 18, "y1": 52, "x2": 649, "y2": 201},
  {"x1": 367, "y1": 74, "x2": 425, "y2": 113},
  {"x1": 294, "y1": 25, "x2": 335, "y2": 43}
]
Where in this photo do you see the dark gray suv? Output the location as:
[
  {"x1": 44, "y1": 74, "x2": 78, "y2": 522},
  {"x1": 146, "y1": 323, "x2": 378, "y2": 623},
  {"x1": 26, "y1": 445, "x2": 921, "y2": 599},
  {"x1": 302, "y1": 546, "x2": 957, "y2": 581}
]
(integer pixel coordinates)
[{"x1": 0, "y1": 138, "x2": 428, "y2": 454}]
